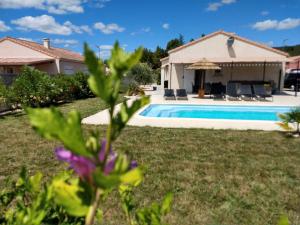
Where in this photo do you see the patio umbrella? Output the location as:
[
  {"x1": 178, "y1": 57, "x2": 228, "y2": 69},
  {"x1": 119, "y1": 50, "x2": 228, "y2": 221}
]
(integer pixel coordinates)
[
  {"x1": 186, "y1": 58, "x2": 221, "y2": 70},
  {"x1": 187, "y1": 58, "x2": 221, "y2": 94}
]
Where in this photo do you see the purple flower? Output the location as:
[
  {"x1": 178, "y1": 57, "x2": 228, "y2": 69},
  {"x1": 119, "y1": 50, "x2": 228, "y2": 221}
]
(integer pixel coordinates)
[
  {"x1": 98, "y1": 139, "x2": 112, "y2": 162},
  {"x1": 130, "y1": 160, "x2": 138, "y2": 169},
  {"x1": 55, "y1": 141, "x2": 139, "y2": 183},
  {"x1": 55, "y1": 147, "x2": 95, "y2": 181}
]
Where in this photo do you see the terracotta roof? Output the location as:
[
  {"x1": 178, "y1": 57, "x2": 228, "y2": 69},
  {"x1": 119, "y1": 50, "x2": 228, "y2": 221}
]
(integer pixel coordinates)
[
  {"x1": 167, "y1": 30, "x2": 289, "y2": 57},
  {"x1": 0, "y1": 37, "x2": 84, "y2": 62},
  {"x1": 289, "y1": 55, "x2": 300, "y2": 60},
  {"x1": 0, "y1": 58, "x2": 54, "y2": 65}
]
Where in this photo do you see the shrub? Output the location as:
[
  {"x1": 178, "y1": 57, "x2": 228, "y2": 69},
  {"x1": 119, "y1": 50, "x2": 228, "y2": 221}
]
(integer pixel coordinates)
[
  {"x1": 50, "y1": 74, "x2": 78, "y2": 102},
  {"x1": 11, "y1": 66, "x2": 54, "y2": 107},
  {"x1": 72, "y1": 72, "x2": 94, "y2": 99},
  {"x1": 127, "y1": 63, "x2": 154, "y2": 85},
  {"x1": 127, "y1": 82, "x2": 145, "y2": 96}
]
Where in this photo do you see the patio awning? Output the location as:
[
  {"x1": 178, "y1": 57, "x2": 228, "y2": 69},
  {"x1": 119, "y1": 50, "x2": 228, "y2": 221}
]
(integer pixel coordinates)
[
  {"x1": 186, "y1": 58, "x2": 221, "y2": 70},
  {"x1": 0, "y1": 58, "x2": 54, "y2": 66},
  {"x1": 172, "y1": 57, "x2": 291, "y2": 64}
]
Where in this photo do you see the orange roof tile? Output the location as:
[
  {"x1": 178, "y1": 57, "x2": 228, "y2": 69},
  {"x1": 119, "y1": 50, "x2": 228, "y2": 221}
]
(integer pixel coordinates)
[{"x1": 0, "y1": 37, "x2": 84, "y2": 62}]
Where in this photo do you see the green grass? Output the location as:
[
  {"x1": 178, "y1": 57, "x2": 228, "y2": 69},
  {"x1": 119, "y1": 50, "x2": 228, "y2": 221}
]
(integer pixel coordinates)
[{"x1": 1, "y1": 98, "x2": 300, "y2": 225}]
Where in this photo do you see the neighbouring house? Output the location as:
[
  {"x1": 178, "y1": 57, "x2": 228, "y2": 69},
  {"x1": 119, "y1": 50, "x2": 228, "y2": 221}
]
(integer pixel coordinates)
[
  {"x1": 0, "y1": 37, "x2": 87, "y2": 84},
  {"x1": 160, "y1": 30, "x2": 289, "y2": 93},
  {"x1": 286, "y1": 55, "x2": 300, "y2": 72}
]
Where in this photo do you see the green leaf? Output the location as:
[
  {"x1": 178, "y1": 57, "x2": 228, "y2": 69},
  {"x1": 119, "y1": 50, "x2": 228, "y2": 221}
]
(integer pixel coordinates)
[
  {"x1": 29, "y1": 172, "x2": 43, "y2": 193},
  {"x1": 277, "y1": 122, "x2": 293, "y2": 131},
  {"x1": 277, "y1": 215, "x2": 290, "y2": 225},
  {"x1": 161, "y1": 193, "x2": 173, "y2": 215},
  {"x1": 93, "y1": 169, "x2": 121, "y2": 190},
  {"x1": 27, "y1": 107, "x2": 91, "y2": 157},
  {"x1": 120, "y1": 168, "x2": 143, "y2": 186},
  {"x1": 52, "y1": 178, "x2": 91, "y2": 217},
  {"x1": 108, "y1": 43, "x2": 143, "y2": 78},
  {"x1": 112, "y1": 96, "x2": 150, "y2": 140}
]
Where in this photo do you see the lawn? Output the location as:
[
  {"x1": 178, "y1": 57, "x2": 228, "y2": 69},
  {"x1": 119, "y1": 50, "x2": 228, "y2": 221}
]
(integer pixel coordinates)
[{"x1": 1, "y1": 98, "x2": 300, "y2": 225}]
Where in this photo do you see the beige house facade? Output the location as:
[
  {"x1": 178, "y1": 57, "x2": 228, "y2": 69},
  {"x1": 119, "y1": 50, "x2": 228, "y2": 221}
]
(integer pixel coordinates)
[
  {"x1": 161, "y1": 31, "x2": 289, "y2": 93},
  {"x1": 0, "y1": 37, "x2": 87, "y2": 84}
]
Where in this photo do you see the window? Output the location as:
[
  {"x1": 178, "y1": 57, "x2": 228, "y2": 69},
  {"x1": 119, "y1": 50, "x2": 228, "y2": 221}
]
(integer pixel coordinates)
[
  {"x1": 64, "y1": 65, "x2": 74, "y2": 75},
  {"x1": 6, "y1": 67, "x2": 14, "y2": 74}
]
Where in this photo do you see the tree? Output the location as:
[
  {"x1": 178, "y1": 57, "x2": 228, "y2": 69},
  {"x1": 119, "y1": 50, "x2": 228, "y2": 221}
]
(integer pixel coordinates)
[
  {"x1": 140, "y1": 48, "x2": 155, "y2": 67},
  {"x1": 166, "y1": 34, "x2": 184, "y2": 52},
  {"x1": 127, "y1": 63, "x2": 154, "y2": 85},
  {"x1": 152, "y1": 46, "x2": 167, "y2": 69}
]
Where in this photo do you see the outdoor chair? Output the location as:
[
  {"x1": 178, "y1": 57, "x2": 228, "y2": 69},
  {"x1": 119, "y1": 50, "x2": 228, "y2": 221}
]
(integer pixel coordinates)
[
  {"x1": 211, "y1": 83, "x2": 225, "y2": 99},
  {"x1": 253, "y1": 84, "x2": 273, "y2": 101},
  {"x1": 226, "y1": 82, "x2": 240, "y2": 100},
  {"x1": 240, "y1": 84, "x2": 253, "y2": 100},
  {"x1": 164, "y1": 89, "x2": 176, "y2": 100},
  {"x1": 176, "y1": 89, "x2": 188, "y2": 100},
  {"x1": 204, "y1": 83, "x2": 211, "y2": 96}
]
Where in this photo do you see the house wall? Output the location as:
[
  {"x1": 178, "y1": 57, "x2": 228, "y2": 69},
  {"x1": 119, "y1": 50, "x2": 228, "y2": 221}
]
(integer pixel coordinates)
[
  {"x1": 169, "y1": 33, "x2": 287, "y2": 63},
  {"x1": 34, "y1": 61, "x2": 59, "y2": 74},
  {"x1": 286, "y1": 57, "x2": 300, "y2": 70},
  {"x1": 0, "y1": 40, "x2": 53, "y2": 59},
  {"x1": 60, "y1": 60, "x2": 88, "y2": 75}
]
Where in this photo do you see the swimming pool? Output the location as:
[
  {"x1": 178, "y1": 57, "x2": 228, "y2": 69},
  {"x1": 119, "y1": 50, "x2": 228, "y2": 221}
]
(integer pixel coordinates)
[{"x1": 140, "y1": 104, "x2": 292, "y2": 121}]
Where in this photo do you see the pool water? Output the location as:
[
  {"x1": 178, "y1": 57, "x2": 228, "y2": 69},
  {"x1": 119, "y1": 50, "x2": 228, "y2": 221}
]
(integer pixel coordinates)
[{"x1": 140, "y1": 104, "x2": 291, "y2": 121}]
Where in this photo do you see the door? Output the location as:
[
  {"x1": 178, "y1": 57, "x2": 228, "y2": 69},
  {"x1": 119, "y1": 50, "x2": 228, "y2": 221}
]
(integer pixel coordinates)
[{"x1": 194, "y1": 70, "x2": 206, "y2": 93}]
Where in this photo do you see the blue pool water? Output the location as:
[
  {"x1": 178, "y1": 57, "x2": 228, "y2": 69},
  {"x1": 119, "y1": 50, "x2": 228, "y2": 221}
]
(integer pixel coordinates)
[{"x1": 140, "y1": 104, "x2": 292, "y2": 121}]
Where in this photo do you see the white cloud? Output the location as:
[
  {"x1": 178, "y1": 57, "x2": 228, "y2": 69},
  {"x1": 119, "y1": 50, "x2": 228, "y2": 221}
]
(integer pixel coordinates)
[
  {"x1": 94, "y1": 22, "x2": 125, "y2": 34},
  {"x1": 0, "y1": 0, "x2": 85, "y2": 14},
  {"x1": 261, "y1": 10, "x2": 269, "y2": 16},
  {"x1": 52, "y1": 38, "x2": 79, "y2": 48},
  {"x1": 0, "y1": 20, "x2": 11, "y2": 32},
  {"x1": 162, "y1": 23, "x2": 170, "y2": 30},
  {"x1": 64, "y1": 21, "x2": 92, "y2": 34},
  {"x1": 277, "y1": 18, "x2": 300, "y2": 30},
  {"x1": 92, "y1": 0, "x2": 111, "y2": 8},
  {"x1": 98, "y1": 45, "x2": 113, "y2": 50},
  {"x1": 131, "y1": 27, "x2": 151, "y2": 36},
  {"x1": 12, "y1": 15, "x2": 72, "y2": 35},
  {"x1": 207, "y1": 2, "x2": 222, "y2": 11},
  {"x1": 11, "y1": 15, "x2": 92, "y2": 35},
  {"x1": 221, "y1": 0, "x2": 236, "y2": 4},
  {"x1": 252, "y1": 19, "x2": 278, "y2": 31},
  {"x1": 207, "y1": 0, "x2": 236, "y2": 11},
  {"x1": 253, "y1": 18, "x2": 300, "y2": 31},
  {"x1": 52, "y1": 39, "x2": 78, "y2": 45},
  {"x1": 18, "y1": 37, "x2": 34, "y2": 41}
]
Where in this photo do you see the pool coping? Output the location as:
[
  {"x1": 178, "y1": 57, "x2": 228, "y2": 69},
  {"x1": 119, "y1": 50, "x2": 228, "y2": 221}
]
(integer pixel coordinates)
[{"x1": 82, "y1": 96, "x2": 300, "y2": 131}]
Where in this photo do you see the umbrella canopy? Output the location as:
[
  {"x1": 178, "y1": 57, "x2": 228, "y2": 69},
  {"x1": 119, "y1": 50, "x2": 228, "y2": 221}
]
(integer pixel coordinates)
[{"x1": 187, "y1": 58, "x2": 221, "y2": 70}]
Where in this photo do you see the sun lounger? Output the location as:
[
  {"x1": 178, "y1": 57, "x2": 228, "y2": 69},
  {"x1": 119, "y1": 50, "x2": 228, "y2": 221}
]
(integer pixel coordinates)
[
  {"x1": 211, "y1": 83, "x2": 225, "y2": 99},
  {"x1": 176, "y1": 89, "x2": 188, "y2": 100},
  {"x1": 226, "y1": 83, "x2": 240, "y2": 100},
  {"x1": 164, "y1": 89, "x2": 176, "y2": 100},
  {"x1": 240, "y1": 84, "x2": 253, "y2": 100},
  {"x1": 253, "y1": 84, "x2": 273, "y2": 101}
]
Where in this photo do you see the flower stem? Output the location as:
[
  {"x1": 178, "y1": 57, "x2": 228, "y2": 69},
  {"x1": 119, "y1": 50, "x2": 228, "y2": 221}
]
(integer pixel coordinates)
[{"x1": 85, "y1": 188, "x2": 102, "y2": 225}]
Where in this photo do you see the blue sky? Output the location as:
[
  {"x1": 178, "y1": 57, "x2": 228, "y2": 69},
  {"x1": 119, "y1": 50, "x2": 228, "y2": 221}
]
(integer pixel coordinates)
[{"x1": 0, "y1": 0, "x2": 300, "y2": 57}]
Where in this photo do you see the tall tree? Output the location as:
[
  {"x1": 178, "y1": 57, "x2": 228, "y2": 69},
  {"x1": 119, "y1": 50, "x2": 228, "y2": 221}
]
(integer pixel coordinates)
[
  {"x1": 140, "y1": 48, "x2": 155, "y2": 67},
  {"x1": 166, "y1": 34, "x2": 184, "y2": 52}
]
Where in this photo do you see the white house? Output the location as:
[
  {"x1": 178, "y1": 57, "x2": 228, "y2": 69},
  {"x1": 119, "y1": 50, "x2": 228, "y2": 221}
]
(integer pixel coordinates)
[{"x1": 160, "y1": 30, "x2": 289, "y2": 93}]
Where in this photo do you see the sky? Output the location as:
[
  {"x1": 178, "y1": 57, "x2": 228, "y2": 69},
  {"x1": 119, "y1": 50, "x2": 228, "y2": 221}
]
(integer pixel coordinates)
[{"x1": 0, "y1": 0, "x2": 300, "y2": 58}]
